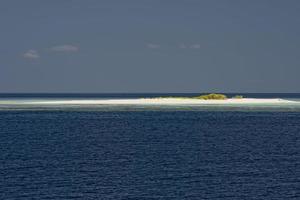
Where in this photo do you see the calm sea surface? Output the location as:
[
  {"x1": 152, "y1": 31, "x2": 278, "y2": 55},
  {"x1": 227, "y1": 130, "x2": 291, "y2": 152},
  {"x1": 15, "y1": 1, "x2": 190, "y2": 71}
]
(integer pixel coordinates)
[{"x1": 0, "y1": 94, "x2": 299, "y2": 199}]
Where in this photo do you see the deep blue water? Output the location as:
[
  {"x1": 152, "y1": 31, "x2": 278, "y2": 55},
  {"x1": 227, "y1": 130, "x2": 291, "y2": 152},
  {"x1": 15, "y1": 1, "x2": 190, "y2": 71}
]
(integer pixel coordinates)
[{"x1": 0, "y1": 94, "x2": 300, "y2": 199}]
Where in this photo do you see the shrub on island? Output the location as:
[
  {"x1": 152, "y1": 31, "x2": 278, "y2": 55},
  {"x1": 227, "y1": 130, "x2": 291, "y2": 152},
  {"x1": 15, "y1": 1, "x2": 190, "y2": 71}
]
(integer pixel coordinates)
[
  {"x1": 194, "y1": 93, "x2": 227, "y2": 100},
  {"x1": 232, "y1": 95, "x2": 243, "y2": 99}
]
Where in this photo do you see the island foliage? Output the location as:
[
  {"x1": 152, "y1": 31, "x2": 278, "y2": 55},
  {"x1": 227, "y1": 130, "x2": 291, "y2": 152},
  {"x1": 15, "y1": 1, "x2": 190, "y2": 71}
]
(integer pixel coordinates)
[
  {"x1": 232, "y1": 95, "x2": 243, "y2": 99},
  {"x1": 156, "y1": 93, "x2": 245, "y2": 100},
  {"x1": 156, "y1": 93, "x2": 232, "y2": 100},
  {"x1": 193, "y1": 93, "x2": 227, "y2": 100}
]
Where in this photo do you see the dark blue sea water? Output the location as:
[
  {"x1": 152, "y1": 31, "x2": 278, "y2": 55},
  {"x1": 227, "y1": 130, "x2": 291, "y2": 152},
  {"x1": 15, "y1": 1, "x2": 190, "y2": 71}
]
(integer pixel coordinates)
[{"x1": 1, "y1": 94, "x2": 300, "y2": 199}]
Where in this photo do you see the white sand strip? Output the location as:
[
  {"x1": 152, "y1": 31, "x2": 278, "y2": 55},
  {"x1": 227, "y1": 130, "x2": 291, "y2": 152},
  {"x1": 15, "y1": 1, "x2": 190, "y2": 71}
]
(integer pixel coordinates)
[{"x1": 19, "y1": 98, "x2": 298, "y2": 105}]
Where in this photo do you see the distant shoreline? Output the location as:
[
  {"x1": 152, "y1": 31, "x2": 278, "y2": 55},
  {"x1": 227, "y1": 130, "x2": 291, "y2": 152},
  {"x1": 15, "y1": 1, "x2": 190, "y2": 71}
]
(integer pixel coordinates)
[{"x1": 1, "y1": 98, "x2": 296, "y2": 105}]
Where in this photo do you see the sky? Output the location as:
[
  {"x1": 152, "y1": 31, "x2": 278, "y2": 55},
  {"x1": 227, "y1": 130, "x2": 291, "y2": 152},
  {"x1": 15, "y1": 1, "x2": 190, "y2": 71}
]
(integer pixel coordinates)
[{"x1": 1, "y1": 0, "x2": 300, "y2": 93}]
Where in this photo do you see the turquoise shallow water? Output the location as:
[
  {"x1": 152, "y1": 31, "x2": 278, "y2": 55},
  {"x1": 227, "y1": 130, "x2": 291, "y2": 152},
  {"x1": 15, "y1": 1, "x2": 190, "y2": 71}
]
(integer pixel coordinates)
[{"x1": 1, "y1": 104, "x2": 300, "y2": 112}]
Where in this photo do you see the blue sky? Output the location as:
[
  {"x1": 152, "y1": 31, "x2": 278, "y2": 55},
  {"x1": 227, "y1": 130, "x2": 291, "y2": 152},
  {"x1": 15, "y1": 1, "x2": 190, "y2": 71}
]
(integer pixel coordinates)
[{"x1": 1, "y1": 0, "x2": 300, "y2": 93}]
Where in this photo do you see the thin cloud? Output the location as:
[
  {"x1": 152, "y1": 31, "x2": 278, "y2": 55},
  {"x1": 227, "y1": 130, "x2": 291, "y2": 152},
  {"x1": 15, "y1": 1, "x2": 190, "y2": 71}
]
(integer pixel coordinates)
[
  {"x1": 190, "y1": 44, "x2": 201, "y2": 49},
  {"x1": 179, "y1": 43, "x2": 187, "y2": 49},
  {"x1": 50, "y1": 44, "x2": 79, "y2": 52},
  {"x1": 147, "y1": 43, "x2": 160, "y2": 49},
  {"x1": 23, "y1": 50, "x2": 39, "y2": 59}
]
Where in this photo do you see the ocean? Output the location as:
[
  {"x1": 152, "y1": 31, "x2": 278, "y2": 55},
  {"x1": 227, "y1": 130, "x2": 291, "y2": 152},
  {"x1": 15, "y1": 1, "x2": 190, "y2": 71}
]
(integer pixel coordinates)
[{"x1": 0, "y1": 93, "x2": 299, "y2": 199}]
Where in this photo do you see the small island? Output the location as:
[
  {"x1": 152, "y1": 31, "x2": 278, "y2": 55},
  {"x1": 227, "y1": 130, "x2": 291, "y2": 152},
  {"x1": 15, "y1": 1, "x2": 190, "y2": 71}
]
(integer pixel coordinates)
[{"x1": 17, "y1": 93, "x2": 298, "y2": 106}]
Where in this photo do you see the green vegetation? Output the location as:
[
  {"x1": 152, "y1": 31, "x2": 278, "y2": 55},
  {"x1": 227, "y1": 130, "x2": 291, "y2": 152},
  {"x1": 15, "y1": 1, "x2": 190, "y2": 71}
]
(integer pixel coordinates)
[
  {"x1": 193, "y1": 93, "x2": 227, "y2": 100},
  {"x1": 155, "y1": 93, "x2": 228, "y2": 100},
  {"x1": 232, "y1": 95, "x2": 243, "y2": 99},
  {"x1": 155, "y1": 93, "x2": 245, "y2": 100}
]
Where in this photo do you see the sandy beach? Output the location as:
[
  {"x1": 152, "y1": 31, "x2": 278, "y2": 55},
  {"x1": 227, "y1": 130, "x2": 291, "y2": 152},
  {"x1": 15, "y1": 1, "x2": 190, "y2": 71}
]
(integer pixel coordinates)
[{"x1": 18, "y1": 98, "x2": 297, "y2": 105}]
